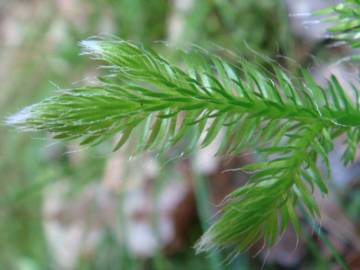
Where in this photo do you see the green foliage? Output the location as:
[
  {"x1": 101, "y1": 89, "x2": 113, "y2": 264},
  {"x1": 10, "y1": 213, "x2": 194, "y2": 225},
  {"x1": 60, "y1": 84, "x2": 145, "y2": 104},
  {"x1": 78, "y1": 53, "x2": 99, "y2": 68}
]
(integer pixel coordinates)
[
  {"x1": 180, "y1": 0, "x2": 289, "y2": 57},
  {"x1": 7, "y1": 38, "x2": 360, "y2": 253},
  {"x1": 317, "y1": 0, "x2": 360, "y2": 61}
]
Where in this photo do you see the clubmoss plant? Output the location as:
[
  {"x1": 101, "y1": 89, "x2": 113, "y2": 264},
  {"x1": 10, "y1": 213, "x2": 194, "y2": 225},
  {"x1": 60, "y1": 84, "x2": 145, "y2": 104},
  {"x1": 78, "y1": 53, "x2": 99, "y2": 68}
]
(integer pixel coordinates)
[{"x1": 7, "y1": 0, "x2": 360, "y2": 255}]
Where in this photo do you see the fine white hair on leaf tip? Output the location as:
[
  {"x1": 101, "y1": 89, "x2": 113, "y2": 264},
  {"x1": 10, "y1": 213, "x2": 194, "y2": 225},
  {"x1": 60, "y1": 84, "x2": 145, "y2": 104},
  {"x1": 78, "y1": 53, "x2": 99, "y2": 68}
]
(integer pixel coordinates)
[
  {"x1": 80, "y1": 40, "x2": 103, "y2": 54},
  {"x1": 5, "y1": 105, "x2": 34, "y2": 126},
  {"x1": 194, "y1": 232, "x2": 213, "y2": 253}
]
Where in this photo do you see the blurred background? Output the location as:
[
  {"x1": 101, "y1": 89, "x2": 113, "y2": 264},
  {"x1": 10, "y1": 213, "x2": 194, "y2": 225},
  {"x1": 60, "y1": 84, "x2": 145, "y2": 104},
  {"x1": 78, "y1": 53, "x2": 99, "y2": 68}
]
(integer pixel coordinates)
[{"x1": 1, "y1": 0, "x2": 360, "y2": 269}]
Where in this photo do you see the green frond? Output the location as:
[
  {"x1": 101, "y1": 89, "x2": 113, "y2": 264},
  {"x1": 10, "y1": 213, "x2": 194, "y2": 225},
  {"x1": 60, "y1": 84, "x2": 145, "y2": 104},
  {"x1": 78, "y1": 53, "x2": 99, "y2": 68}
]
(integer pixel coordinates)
[
  {"x1": 196, "y1": 125, "x2": 323, "y2": 253},
  {"x1": 6, "y1": 38, "x2": 360, "y2": 253},
  {"x1": 316, "y1": 0, "x2": 360, "y2": 61}
]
